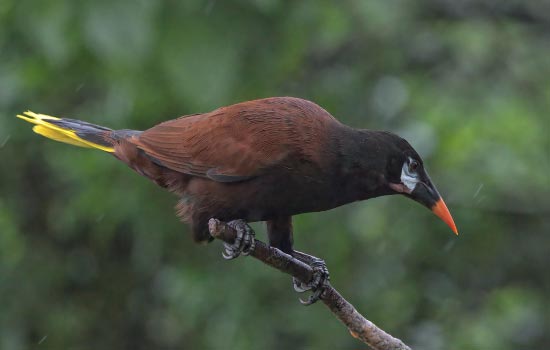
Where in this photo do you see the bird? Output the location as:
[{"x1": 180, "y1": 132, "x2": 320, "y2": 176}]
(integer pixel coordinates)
[{"x1": 18, "y1": 97, "x2": 457, "y2": 303}]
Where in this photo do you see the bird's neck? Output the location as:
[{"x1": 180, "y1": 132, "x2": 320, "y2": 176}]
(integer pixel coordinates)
[{"x1": 332, "y1": 128, "x2": 393, "y2": 202}]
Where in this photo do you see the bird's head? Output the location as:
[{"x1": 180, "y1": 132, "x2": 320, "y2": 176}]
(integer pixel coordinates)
[{"x1": 381, "y1": 132, "x2": 458, "y2": 235}]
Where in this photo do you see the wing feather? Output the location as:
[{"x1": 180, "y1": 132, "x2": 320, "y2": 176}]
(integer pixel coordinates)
[{"x1": 131, "y1": 97, "x2": 336, "y2": 182}]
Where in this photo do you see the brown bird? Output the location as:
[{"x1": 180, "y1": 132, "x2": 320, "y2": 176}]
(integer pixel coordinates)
[{"x1": 18, "y1": 97, "x2": 457, "y2": 303}]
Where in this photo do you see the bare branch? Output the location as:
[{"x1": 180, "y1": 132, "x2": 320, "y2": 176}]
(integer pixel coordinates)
[{"x1": 208, "y1": 219, "x2": 412, "y2": 350}]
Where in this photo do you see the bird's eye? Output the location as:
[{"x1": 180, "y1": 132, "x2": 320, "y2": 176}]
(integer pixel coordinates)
[{"x1": 409, "y1": 160, "x2": 419, "y2": 173}]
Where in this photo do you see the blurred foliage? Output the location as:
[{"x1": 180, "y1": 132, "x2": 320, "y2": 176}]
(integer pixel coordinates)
[{"x1": 1, "y1": 0, "x2": 549, "y2": 349}]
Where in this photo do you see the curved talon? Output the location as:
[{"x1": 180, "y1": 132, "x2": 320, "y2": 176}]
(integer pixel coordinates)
[
  {"x1": 222, "y1": 247, "x2": 238, "y2": 260},
  {"x1": 293, "y1": 277, "x2": 309, "y2": 293},
  {"x1": 292, "y1": 258, "x2": 330, "y2": 305},
  {"x1": 300, "y1": 287, "x2": 324, "y2": 305},
  {"x1": 220, "y1": 219, "x2": 255, "y2": 260}
]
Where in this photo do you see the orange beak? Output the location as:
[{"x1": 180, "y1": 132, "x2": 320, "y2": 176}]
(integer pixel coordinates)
[{"x1": 431, "y1": 198, "x2": 458, "y2": 235}]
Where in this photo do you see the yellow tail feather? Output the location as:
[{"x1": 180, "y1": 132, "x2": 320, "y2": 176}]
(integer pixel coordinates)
[{"x1": 17, "y1": 111, "x2": 114, "y2": 153}]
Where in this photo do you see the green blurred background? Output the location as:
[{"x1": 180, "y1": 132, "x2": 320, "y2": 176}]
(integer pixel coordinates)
[{"x1": 1, "y1": 1, "x2": 549, "y2": 349}]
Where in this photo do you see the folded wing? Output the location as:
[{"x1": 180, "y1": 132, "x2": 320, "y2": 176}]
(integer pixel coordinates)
[{"x1": 133, "y1": 106, "x2": 292, "y2": 182}]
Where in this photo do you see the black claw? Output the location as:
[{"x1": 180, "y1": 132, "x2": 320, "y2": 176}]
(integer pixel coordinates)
[
  {"x1": 222, "y1": 247, "x2": 238, "y2": 260},
  {"x1": 292, "y1": 256, "x2": 330, "y2": 306},
  {"x1": 220, "y1": 219, "x2": 255, "y2": 259},
  {"x1": 300, "y1": 287, "x2": 324, "y2": 305},
  {"x1": 293, "y1": 277, "x2": 309, "y2": 293}
]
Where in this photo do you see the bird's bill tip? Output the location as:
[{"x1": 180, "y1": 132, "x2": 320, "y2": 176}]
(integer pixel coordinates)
[{"x1": 431, "y1": 198, "x2": 458, "y2": 235}]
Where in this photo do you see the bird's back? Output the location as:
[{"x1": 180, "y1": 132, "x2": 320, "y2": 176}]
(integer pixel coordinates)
[{"x1": 130, "y1": 97, "x2": 342, "y2": 182}]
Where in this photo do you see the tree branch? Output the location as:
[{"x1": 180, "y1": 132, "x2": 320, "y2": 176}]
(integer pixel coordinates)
[{"x1": 208, "y1": 219, "x2": 412, "y2": 350}]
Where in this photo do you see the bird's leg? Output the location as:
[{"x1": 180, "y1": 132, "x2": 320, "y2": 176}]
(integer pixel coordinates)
[
  {"x1": 221, "y1": 219, "x2": 255, "y2": 260},
  {"x1": 291, "y1": 250, "x2": 330, "y2": 305},
  {"x1": 266, "y1": 218, "x2": 328, "y2": 305}
]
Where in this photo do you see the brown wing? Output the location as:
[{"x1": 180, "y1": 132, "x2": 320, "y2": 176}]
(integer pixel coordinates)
[{"x1": 132, "y1": 97, "x2": 338, "y2": 182}]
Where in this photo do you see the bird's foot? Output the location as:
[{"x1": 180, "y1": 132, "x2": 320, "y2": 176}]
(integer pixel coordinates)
[
  {"x1": 221, "y1": 220, "x2": 255, "y2": 260},
  {"x1": 292, "y1": 255, "x2": 330, "y2": 305}
]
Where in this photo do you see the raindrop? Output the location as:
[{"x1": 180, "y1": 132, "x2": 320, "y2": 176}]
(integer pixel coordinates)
[
  {"x1": 473, "y1": 183, "x2": 484, "y2": 198},
  {"x1": 38, "y1": 335, "x2": 48, "y2": 344},
  {"x1": 443, "y1": 239, "x2": 456, "y2": 252},
  {"x1": 0, "y1": 135, "x2": 10, "y2": 148}
]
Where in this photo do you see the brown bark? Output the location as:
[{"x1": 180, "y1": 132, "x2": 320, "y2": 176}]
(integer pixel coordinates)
[{"x1": 208, "y1": 219, "x2": 412, "y2": 350}]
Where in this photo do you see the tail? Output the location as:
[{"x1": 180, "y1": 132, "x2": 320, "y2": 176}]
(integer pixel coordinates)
[{"x1": 17, "y1": 111, "x2": 115, "y2": 153}]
